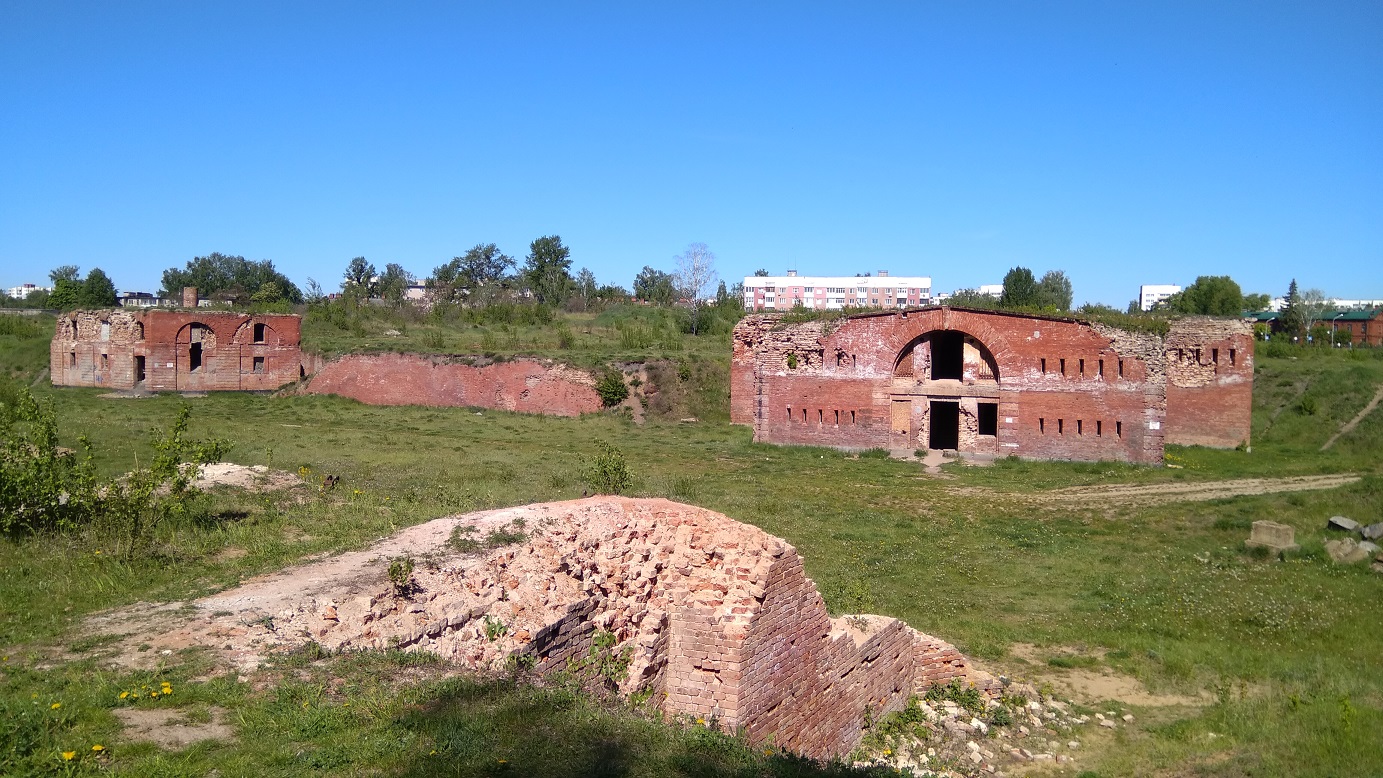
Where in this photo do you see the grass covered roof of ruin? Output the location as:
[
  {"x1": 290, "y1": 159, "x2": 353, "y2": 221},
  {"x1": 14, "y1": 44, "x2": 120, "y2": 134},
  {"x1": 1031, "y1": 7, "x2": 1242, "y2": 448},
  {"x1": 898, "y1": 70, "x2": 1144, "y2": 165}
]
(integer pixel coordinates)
[{"x1": 764, "y1": 304, "x2": 1184, "y2": 338}]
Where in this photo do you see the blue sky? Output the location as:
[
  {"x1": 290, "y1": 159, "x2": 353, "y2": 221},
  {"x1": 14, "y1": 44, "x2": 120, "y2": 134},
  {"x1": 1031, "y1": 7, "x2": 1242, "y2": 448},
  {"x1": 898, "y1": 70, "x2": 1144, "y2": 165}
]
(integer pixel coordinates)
[{"x1": 2, "y1": 2, "x2": 1380, "y2": 307}]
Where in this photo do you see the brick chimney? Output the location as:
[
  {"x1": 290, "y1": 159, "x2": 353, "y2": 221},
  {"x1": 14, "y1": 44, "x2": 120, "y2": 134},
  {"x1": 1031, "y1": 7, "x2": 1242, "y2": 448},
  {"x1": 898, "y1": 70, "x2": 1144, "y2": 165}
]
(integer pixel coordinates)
[{"x1": 182, "y1": 287, "x2": 198, "y2": 308}]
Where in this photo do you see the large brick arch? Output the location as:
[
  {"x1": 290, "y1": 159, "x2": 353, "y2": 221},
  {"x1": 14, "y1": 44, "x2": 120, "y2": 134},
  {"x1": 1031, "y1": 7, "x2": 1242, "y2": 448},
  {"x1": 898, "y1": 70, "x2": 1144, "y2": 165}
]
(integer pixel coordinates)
[{"x1": 893, "y1": 328, "x2": 1001, "y2": 381}]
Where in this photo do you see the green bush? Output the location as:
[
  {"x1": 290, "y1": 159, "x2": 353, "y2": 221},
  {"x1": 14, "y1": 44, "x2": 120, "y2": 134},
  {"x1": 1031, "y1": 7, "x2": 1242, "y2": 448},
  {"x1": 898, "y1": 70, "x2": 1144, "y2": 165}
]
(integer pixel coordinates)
[
  {"x1": 585, "y1": 441, "x2": 632, "y2": 495},
  {"x1": 0, "y1": 389, "x2": 226, "y2": 553},
  {"x1": 595, "y1": 369, "x2": 629, "y2": 407}
]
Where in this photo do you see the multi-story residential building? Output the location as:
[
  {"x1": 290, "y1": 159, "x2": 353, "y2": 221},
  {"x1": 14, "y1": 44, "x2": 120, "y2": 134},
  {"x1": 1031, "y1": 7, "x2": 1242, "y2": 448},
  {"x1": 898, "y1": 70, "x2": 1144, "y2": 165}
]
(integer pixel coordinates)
[
  {"x1": 1138, "y1": 284, "x2": 1182, "y2": 311},
  {"x1": 742, "y1": 271, "x2": 932, "y2": 312},
  {"x1": 6, "y1": 283, "x2": 52, "y2": 299}
]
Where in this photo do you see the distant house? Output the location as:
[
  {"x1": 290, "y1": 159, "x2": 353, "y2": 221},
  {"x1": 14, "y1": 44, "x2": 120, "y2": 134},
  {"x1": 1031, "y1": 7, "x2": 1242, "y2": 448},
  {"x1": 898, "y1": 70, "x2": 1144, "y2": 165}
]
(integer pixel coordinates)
[
  {"x1": 117, "y1": 291, "x2": 170, "y2": 308},
  {"x1": 6, "y1": 283, "x2": 52, "y2": 299},
  {"x1": 1330, "y1": 309, "x2": 1383, "y2": 346}
]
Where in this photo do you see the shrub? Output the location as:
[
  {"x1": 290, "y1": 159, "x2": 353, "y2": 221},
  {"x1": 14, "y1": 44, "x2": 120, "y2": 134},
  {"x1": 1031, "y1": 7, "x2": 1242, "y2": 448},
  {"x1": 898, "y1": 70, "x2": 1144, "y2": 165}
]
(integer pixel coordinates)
[
  {"x1": 0, "y1": 389, "x2": 227, "y2": 554},
  {"x1": 388, "y1": 556, "x2": 416, "y2": 597},
  {"x1": 585, "y1": 441, "x2": 632, "y2": 495},
  {"x1": 595, "y1": 369, "x2": 629, "y2": 407}
]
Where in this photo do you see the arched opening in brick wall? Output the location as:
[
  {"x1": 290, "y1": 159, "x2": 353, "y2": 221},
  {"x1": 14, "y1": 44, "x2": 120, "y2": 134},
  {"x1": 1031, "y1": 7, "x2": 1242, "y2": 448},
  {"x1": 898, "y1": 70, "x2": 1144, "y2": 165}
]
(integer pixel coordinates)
[
  {"x1": 175, "y1": 322, "x2": 216, "y2": 379},
  {"x1": 893, "y1": 330, "x2": 1000, "y2": 383},
  {"x1": 892, "y1": 330, "x2": 1001, "y2": 454}
]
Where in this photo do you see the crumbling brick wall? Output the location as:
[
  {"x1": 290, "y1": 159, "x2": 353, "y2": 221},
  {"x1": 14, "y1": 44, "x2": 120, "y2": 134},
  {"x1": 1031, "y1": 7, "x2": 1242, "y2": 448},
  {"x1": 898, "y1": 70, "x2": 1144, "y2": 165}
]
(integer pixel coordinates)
[
  {"x1": 1163, "y1": 317, "x2": 1253, "y2": 449},
  {"x1": 50, "y1": 310, "x2": 304, "y2": 392},
  {"x1": 733, "y1": 307, "x2": 1175, "y2": 463},
  {"x1": 301, "y1": 353, "x2": 602, "y2": 416},
  {"x1": 154, "y1": 498, "x2": 994, "y2": 761}
]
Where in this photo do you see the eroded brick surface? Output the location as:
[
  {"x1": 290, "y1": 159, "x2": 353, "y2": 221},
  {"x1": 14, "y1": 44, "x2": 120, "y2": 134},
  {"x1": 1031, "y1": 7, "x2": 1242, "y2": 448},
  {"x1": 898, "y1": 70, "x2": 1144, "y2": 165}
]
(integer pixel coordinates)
[
  {"x1": 733, "y1": 307, "x2": 1253, "y2": 463},
  {"x1": 50, "y1": 309, "x2": 304, "y2": 391},
  {"x1": 120, "y1": 498, "x2": 992, "y2": 760},
  {"x1": 301, "y1": 353, "x2": 602, "y2": 416}
]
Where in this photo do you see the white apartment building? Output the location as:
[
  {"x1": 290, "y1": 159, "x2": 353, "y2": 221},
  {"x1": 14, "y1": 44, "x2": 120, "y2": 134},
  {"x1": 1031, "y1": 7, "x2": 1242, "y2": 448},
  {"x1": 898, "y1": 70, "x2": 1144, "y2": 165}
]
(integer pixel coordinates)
[
  {"x1": 1139, "y1": 284, "x2": 1182, "y2": 311},
  {"x1": 742, "y1": 271, "x2": 932, "y2": 312},
  {"x1": 6, "y1": 283, "x2": 51, "y2": 299}
]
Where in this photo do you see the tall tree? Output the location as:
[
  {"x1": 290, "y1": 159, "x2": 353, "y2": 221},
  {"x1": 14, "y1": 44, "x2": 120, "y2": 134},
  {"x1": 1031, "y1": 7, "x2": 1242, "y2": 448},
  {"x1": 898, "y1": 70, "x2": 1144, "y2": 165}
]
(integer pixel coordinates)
[
  {"x1": 1167, "y1": 275, "x2": 1243, "y2": 316},
  {"x1": 1300, "y1": 288, "x2": 1329, "y2": 334},
  {"x1": 342, "y1": 257, "x2": 377, "y2": 297},
  {"x1": 48, "y1": 278, "x2": 82, "y2": 309},
  {"x1": 1243, "y1": 293, "x2": 1271, "y2": 311},
  {"x1": 521, "y1": 235, "x2": 573, "y2": 306},
  {"x1": 674, "y1": 243, "x2": 718, "y2": 335},
  {"x1": 1035, "y1": 270, "x2": 1073, "y2": 311},
  {"x1": 49, "y1": 265, "x2": 81, "y2": 284},
  {"x1": 376, "y1": 263, "x2": 413, "y2": 303},
  {"x1": 160, "y1": 253, "x2": 303, "y2": 304},
  {"x1": 575, "y1": 268, "x2": 598, "y2": 311},
  {"x1": 77, "y1": 268, "x2": 118, "y2": 307},
  {"x1": 999, "y1": 267, "x2": 1039, "y2": 309},
  {"x1": 1278, "y1": 279, "x2": 1305, "y2": 338},
  {"x1": 458, "y1": 243, "x2": 514, "y2": 288},
  {"x1": 633, "y1": 266, "x2": 676, "y2": 304},
  {"x1": 753, "y1": 269, "x2": 770, "y2": 277}
]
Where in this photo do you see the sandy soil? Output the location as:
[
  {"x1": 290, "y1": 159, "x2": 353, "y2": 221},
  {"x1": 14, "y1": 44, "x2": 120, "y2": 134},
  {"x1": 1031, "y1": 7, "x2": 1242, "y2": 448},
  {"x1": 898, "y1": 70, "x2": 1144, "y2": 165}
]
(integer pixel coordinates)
[
  {"x1": 961, "y1": 473, "x2": 1361, "y2": 506},
  {"x1": 193, "y1": 462, "x2": 302, "y2": 492},
  {"x1": 112, "y1": 706, "x2": 235, "y2": 749}
]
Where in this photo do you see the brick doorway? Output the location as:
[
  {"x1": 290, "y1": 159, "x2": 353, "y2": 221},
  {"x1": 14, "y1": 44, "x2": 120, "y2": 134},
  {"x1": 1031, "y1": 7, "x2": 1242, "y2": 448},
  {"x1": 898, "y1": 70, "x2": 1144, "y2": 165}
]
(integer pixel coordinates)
[
  {"x1": 929, "y1": 400, "x2": 959, "y2": 450},
  {"x1": 134, "y1": 355, "x2": 146, "y2": 384}
]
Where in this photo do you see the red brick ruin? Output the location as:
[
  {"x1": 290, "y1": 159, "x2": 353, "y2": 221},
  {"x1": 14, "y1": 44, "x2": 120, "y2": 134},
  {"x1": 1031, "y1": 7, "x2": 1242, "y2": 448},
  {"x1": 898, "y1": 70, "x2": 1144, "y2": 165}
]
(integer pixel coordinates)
[
  {"x1": 733, "y1": 307, "x2": 1252, "y2": 463},
  {"x1": 50, "y1": 307, "x2": 305, "y2": 392},
  {"x1": 120, "y1": 498, "x2": 997, "y2": 760}
]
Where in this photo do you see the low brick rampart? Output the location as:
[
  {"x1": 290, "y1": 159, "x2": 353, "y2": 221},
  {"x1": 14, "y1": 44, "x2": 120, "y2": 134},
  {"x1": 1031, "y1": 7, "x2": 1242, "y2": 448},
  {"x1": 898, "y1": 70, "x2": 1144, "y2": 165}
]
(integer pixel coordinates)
[
  {"x1": 301, "y1": 353, "x2": 602, "y2": 416},
  {"x1": 119, "y1": 498, "x2": 994, "y2": 761}
]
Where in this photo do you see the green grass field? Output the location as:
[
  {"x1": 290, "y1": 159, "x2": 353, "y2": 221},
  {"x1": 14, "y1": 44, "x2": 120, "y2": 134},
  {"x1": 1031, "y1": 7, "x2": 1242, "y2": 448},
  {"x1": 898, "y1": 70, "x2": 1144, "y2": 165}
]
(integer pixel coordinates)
[{"x1": 2, "y1": 313, "x2": 1382, "y2": 776}]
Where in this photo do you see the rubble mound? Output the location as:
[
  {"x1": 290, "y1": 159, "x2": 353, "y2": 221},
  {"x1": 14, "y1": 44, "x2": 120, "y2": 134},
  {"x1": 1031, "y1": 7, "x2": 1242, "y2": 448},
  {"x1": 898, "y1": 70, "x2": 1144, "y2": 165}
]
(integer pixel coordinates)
[
  {"x1": 193, "y1": 462, "x2": 301, "y2": 492},
  {"x1": 94, "y1": 497, "x2": 993, "y2": 759}
]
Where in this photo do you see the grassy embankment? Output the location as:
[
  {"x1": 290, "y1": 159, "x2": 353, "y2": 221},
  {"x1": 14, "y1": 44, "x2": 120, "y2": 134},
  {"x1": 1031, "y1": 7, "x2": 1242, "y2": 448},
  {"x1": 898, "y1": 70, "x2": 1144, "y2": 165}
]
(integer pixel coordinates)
[{"x1": 2, "y1": 313, "x2": 1382, "y2": 776}]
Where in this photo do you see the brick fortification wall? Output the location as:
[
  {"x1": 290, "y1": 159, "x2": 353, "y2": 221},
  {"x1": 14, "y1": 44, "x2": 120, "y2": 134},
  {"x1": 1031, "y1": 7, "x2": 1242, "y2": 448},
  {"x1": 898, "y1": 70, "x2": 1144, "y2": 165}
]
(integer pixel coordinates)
[
  {"x1": 163, "y1": 498, "x2": 994, "y2": 761},
  {"x1": 50, "y1": 309, "x2": 304, "y2": 392},
  {"x1": 302, "y1": 353, "x2": 602, "y2": 416},
  {"x1": 1163, "y1": 318, "x2": 1254, "y2": 449},
  {"x1": 732, "y1": 307, "x2": 1253, "y2": 464}
]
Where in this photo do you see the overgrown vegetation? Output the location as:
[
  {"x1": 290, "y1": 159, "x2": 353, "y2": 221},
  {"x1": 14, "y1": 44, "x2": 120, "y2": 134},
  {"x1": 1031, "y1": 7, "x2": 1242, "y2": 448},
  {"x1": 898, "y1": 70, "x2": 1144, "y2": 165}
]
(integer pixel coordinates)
[{"x1": 0, "y1": 320, "x2": 1381, "y2": 775}]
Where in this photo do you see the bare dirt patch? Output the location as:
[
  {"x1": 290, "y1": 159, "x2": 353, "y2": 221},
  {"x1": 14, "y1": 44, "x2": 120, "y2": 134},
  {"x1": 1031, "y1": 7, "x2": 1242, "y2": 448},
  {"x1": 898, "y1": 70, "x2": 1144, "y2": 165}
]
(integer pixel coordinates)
[
  {"x1": 112, "y1": 706, "x2": 235, "y2": 749},
  {"x1": 193, "y1": 462, "x2": 301, "y2": 492},
  {"x1": 963, "y1": 473, "x2": 1361, "y2": 506},
  {"x1": 1007, "y1": 643, "x2": 1208, "y2": 708}
]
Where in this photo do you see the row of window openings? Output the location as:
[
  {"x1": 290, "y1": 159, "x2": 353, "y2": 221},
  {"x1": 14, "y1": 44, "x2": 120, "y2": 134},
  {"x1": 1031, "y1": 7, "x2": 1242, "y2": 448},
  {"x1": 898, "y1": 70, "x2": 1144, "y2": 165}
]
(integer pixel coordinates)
[
  {"x1": 1041, "y1": 357, "x2": 1123, "y2": 379},
  {"x1": 71, "y1": 353, "x2": 265, "y2": 373},
  {"x1": 787, "y1": 408, "x2": 857, "y2": 426},
  {"x1": 1173, "y1": 347, "x2": 1236, "y2": 367},
  {"x1": 1037, "y1": 418, "x2": 1122, "y2": 438}
]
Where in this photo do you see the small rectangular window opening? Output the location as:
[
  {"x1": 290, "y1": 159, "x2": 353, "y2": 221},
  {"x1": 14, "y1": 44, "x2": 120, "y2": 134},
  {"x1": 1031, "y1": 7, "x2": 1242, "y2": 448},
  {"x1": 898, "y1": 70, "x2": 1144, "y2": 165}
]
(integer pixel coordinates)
[
  {"x1": 1077, "y1": 419, "x2": 1083, "y2": 435},
  {"x1": 1096, "y1": 420, "x2": 1103, "y2": 436},
  {"x1": 787, "y1": 407, "x2": 792, "y2": 421},
  {"x1": 851, "y1": 410, "x2": 857, "y2": 424},
  {"x1": 978, "y1": 403, "x2": 998, "y2": 436},
  {"x1": 1058, "y1": 419, "x2": 1064, "y2": 435},
  {"x1": 1230, "y1": 348, "x2": 1237, "y2": 366},
  {"x1": 100, "y1": 353, "x2": 108, "y2": 370},
  {"x1": 253, "y1": 356, "x2": 265, "y2": 373},
  {"x1": 834, "y1": 410, "x2": 840, "y2": 425},
  {"x1": 69, "y1": 352, "x2": 76, "y2": 367},
  {"x1": 1040, "y1": 358, "x2": 1047, "y2": 374},
  {"x1": 253, "y1": 322, "x2": 266, "y2": 343},
  {"x1": 802, "y1": 408, "x2": 807, "y2": 423},
  {"x1": 1039, "y1": 417, "x2": 1045, "y2": 434},
  {"x1": 1116, "y1": 421, "x2": 1123, "y2": 438},
  {"x1": 1118, "y1": 359, "x2": 1125, "y2": 378},
  {"x1": 818, "y1": 409, "x2": 823, "y2": 425},
  {"x1": 1099, "y1": 359, "x2": 1105, "y2": 378},
  {"x1": 1212, "y1": 348, "x2": 1219, "y2": 364},
  {"x1": 1060, "y1": 358, "x2": 1066, "y2": 376}
]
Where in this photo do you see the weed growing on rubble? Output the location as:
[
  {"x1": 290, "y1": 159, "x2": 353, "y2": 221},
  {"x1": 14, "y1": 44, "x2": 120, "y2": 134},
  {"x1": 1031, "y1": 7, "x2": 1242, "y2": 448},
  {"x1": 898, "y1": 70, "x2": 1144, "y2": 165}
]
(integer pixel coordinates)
[
  {"x1": 483, "y1": 615, "x2": 507, "y2": 641},
  {"x1": 388, "y1": 556, "x2": 416, "y2": 597}
]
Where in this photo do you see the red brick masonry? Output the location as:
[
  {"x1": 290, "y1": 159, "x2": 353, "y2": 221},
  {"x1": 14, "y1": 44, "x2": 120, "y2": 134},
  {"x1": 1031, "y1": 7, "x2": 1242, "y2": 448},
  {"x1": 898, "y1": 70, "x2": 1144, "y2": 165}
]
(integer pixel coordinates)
[
  {"x1": 733, "y1": 307, "x2": 1251, "y2": 463},
  {"x1": 51, "y1": 309, "x2": 305, "y2": 392},
  {"x1": 301, "y1": 352, "x2": 602, "y2": 416}
]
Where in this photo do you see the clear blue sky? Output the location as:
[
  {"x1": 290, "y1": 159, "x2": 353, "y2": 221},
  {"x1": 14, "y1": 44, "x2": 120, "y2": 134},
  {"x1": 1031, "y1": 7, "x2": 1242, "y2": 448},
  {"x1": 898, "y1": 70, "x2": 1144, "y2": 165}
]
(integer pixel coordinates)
[{"x1": 3, "y1": 1, "x2": 1380, "y2": 307}]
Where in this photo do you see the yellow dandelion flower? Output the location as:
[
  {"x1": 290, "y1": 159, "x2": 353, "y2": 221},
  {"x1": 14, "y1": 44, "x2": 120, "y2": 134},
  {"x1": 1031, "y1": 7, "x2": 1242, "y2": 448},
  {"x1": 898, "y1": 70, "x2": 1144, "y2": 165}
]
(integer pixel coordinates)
[
  {"x1": 62, "y1": 751, "x2": 76, "y2": 761},
  {"x1": 119, "y1": 692, "x2": 129, "y2": 699},
  {"x1": 50, "y1": 702, "x2": 61, "y2": 710},
  {"x1": 130, "y1": 693, "x2": 139, "y2": 699},
  {"x1": 497, "y1": 759, "x2": 507, "y2": 764},
  {"x1": 91, "y1": 744, "x2": 104, "y2": 752},
  {"x1": 150, "y1": 691, "x2": 159, "y2": 698},
  {"x1": 95, "y1": 550, "x2": 102, "y2": 555}
]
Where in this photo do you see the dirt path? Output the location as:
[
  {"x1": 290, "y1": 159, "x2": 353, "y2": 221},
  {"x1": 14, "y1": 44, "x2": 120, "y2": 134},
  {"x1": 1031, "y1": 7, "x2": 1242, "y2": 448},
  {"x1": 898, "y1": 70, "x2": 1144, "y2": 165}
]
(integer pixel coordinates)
[
  {"x1": 1321, "y1": 383, "x2": 1383, "y2": 451},
  {"x1": 970, "y1": 473, "x2": 1361, "y2": 506}
]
